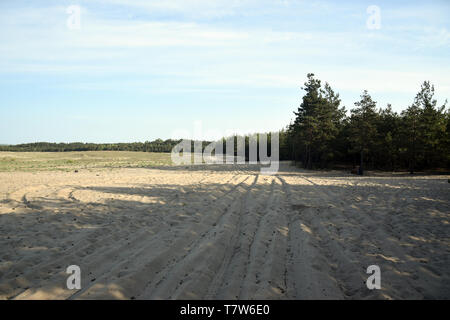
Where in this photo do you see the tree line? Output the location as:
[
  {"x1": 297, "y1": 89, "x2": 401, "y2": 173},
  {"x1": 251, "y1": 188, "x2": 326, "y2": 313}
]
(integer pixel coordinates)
[
  {"x1": 2, "y1": 73, "x2": 448, "y2": 173},
  {"x1": 0, "y1": 139, "x2": 182, "y2": 153},
  {"x1": 281, "y1": 73, "x2": 449, "y2": 173}
]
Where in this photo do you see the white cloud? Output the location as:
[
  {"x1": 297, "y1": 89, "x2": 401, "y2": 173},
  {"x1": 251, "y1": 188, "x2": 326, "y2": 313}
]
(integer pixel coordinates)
[{"x1": 0, "y1": 2, "x2": 449, "y2": 105}]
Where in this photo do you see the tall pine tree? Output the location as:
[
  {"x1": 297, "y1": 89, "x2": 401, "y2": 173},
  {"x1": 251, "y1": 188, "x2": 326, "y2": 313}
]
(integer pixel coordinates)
[{"x1": 348, "y1": 90, "x2": 379, "y2": 175}]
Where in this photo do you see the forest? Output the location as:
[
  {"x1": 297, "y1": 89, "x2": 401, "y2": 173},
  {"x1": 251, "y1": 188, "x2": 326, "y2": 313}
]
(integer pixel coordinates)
[
  {"x1": 281, "y1": 73, "x2": 449, "y2": 173},
  {"x1": 2, "y1": 73, "x2": 449, "y2": 173},
  {"x1": 0, "y1": 139, "x2": 182, "y2": 153}
]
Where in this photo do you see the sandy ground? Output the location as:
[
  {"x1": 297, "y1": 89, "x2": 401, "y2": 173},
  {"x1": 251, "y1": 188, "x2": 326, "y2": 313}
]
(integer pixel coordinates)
[{"x1": 0, "y1": 163, "x2": 449, "y2": 300}]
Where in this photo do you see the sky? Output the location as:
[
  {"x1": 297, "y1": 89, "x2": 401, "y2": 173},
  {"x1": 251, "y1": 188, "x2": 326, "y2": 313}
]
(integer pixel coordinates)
[{"x1": 0, "y1": 0, "x2": 449, "y2": 144}]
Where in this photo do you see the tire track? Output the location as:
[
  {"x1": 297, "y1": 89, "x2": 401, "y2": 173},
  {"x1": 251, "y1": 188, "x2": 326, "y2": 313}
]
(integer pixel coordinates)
[
  {"x1": 74, "y1": 174, "x2": 255, "y2": 299},
  {"x1": 206, "y1": 175, "x2": 280, "y2": 300},
  {"x1": 8, "y1": 172, "x2": 243, "y2": 299},
  {"x1": 142, "y1": 174, "x2": 258, "y2": 299},
  {"x1": 277, "y1": 175, "x2": 345, "y2": 299},
  {"x1": 239, "y1": 176, "x2": 289, "y2": 299}
]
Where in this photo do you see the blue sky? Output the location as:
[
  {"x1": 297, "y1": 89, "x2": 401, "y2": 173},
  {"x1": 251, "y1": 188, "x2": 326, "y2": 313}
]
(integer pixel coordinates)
[{"x1": 1, "y1": 0, "x2": 449, "y2": 144}]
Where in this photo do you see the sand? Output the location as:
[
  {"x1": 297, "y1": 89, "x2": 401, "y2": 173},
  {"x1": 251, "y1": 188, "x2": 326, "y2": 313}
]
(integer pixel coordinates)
[{"x1": 0, "y1": 162, "x2": 449, "y2": 299}]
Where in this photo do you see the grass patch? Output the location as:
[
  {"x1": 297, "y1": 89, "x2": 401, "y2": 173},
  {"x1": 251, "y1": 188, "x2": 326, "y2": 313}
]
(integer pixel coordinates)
[{"x1": 0, "y1": 151, "x2": 173, "y2": 172}]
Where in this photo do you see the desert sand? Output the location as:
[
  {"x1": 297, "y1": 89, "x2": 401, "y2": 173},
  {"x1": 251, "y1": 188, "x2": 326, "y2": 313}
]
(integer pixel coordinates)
[{"x1": 0, "y1": 162, "x2": 449, "y2": 299}]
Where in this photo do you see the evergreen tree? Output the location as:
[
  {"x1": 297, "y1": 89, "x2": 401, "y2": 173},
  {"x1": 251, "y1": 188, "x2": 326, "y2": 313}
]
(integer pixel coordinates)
[
  {"x1": 348, "y1": 90, "x2": 379, "y2": 175},
  {"x1": 291, "y1": 73, "x2": 322, "y2": 168},
  {"x1": 290, "y1": 73, "x2": 345, "y2": 168},
  {"x1": 401, "y1": 81, "x2": 447, "y2": 172},
  {"x1": 375, "y1": 104, "x2": 401, "y2": 170}
]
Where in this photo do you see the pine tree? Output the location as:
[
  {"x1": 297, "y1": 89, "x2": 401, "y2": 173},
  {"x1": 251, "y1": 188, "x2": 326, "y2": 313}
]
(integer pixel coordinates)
[
  {"x1": 375, "y1": 104, "x2": 401, "y2": 170},
  {"x1": 319, "y1": 82, "x2": 346, "y2": 166},
  {"x1": 401, "y1": 81, "x2": 447, "y2": 172},
  {"x1": 291, "y1": 73, "x2": 322, "y2": 168},
  {"x1": 348, "y1": 90, "x2": 378, "y2": 175},
  {"x1": 290, "y1": 74, "x2": 345, "y2": 168}
]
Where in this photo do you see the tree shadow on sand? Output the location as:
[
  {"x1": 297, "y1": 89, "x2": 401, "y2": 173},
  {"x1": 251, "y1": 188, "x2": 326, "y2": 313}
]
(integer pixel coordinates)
[{"x1": 0, "y1": 174, "x2": 449, "y2": 300}]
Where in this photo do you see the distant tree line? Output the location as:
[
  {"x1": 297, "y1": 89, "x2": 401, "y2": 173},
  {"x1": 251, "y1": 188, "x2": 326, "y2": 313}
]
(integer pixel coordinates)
[
  {"x1": 2, "y1": 73, "x2": 448, "y2": 173},
  {"x1": 281, "y1": 73, "x2": 449, "y2": 173},
  {"x1": 0, "y1": 139, "x2": 183, "y2": 153}
]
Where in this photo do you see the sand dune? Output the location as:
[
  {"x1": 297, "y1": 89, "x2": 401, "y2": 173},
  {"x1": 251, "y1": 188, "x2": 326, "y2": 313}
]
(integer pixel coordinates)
[{"x1": 0, "y1": 163, "x2": 449, "y2": 299}]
